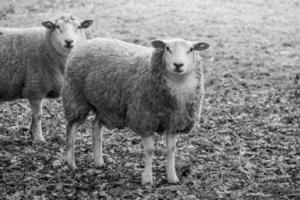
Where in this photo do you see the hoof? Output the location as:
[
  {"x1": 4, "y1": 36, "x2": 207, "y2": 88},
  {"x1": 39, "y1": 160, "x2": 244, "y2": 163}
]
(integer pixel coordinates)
[
  {"x1": 94, "y1": 159, "x2": 105, "y2": 168},
  {"x1": 168, "y1": 174, "x2": 179, "y2": 184},
  {"x1": 33, "y1": 135, "x2": 46, "y2": 142},
  {"x1": 142, "y1": 172, "x2": 153, "y2": 186},
  {"x1": 67, "y1": 162, "x2": 77, "y2": 171},
  {"x1": 65, "y1": 155, "x2": 77, "y2": 171}
]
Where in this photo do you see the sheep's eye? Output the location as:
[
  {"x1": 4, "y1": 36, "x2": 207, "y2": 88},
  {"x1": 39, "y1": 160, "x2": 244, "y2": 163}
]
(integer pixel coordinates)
[
  {"x1": 188, "y1": 47, "x2": 194, "y2": 53},
  {"x1": 166, "y1": 46, "x2": 172, "y2": 53},
  {"x1": 55, "y1": 25, "x2": 60, "y2": 29}
]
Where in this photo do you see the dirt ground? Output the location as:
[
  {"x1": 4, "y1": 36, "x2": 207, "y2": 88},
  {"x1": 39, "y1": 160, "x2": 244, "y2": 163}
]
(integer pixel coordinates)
[{"x1": 0, "y1": 0, "x2": 299, "y2": 199}]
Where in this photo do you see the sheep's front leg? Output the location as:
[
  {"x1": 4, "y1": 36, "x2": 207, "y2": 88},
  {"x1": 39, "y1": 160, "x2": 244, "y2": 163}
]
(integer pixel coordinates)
[
  {"x1": 166, "y1": 133, "x2": 179, "y2": 183},
  {"x1": 29, "y1": 99, "x2": 45, "y2": 142},
  {"x1": 65, "y1": 121, "x2": 80, "y2": 170},
  {"x1": 142, "y1": 135, "x2": 155, "y2": 185},
  {"x1": 92, "y1": 120, "x2": 104, "y2": 167}
]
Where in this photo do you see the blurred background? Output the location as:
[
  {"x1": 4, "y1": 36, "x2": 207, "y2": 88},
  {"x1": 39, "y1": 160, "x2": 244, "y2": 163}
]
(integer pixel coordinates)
[{"x1": 0, "y1": 0, "x2": 299, "y2": 199}]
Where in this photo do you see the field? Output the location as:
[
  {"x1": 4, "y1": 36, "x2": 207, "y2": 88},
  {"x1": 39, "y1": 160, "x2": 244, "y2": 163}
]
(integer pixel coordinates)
[{"x1": 0, "y1": 0, "x2": 299, "y2": 199}]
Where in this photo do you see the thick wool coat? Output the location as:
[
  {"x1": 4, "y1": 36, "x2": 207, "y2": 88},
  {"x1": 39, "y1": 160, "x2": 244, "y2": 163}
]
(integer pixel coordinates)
[
  {"x1": 63, "y1": 38, "x2": 204, "y2": 136},
  {"x1": 0, "y1": 28, "x2": 66, "y2": 101}
]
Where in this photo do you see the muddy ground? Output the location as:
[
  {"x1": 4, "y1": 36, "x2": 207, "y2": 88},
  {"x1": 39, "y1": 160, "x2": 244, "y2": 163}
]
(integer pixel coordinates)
[{"x1": 0, "y1": 0, "x2": 299, "y2": 199}]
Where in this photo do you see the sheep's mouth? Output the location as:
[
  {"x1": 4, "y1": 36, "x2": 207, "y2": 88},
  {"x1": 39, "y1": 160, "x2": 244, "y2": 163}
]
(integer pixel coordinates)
[
  {"x1": 64, "y1": 44, "x2": 74, "y2": 49},
  {"x1": 173, "y1": 68, "x2": 184, "y2": 73}
]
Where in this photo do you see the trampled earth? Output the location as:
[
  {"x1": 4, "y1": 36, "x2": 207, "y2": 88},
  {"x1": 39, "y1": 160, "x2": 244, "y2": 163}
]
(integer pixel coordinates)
[{"x1": 0, "y1": 0, "x2": 299, "y2": 199}]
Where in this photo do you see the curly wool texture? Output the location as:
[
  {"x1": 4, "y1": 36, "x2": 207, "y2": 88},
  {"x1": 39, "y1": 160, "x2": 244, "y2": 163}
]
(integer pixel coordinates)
[
  {"x1": 0, "y1": 28, "x2": 66, "y2": 101},
  {"x1": 63, "y1": 38, "x2": 204, "y2": 136}
]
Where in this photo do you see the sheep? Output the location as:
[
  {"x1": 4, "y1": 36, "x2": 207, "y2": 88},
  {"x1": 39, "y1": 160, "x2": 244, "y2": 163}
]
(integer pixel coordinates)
[
  {"x1": 0, "y1": 14, "x2": 93, "y2": 142},
  {"x1": 63, "y1": 38, "x2": 209, "y2": 185}
]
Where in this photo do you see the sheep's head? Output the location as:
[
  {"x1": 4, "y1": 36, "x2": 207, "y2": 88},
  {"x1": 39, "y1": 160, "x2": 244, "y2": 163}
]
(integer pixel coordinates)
[
  {"x1": 42, "y1": 14, "x2": 93, "y2": 55},
  {"x1": 151, "y1": 38, "x2": 209, "y2": 76}
]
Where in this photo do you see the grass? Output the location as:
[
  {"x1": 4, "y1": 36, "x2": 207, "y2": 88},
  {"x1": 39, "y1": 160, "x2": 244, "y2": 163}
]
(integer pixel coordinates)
[{"x1": 0, "y1": 0, "x2": 300, "y2": 199}]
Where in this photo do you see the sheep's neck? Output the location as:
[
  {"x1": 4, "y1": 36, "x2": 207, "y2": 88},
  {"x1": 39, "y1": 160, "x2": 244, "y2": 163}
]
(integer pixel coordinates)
[{"x1": 166, "y1": 73, "x2": 198, "y2": 109}]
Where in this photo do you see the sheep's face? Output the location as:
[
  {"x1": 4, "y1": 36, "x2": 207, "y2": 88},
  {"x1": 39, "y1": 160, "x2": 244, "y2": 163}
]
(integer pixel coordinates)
[
  {"x1": 42, "y1": 15, "x2": 93, "y2": 55},
  {"x1": 151, "y1": 39, "x2": 209, "y2": 76}
]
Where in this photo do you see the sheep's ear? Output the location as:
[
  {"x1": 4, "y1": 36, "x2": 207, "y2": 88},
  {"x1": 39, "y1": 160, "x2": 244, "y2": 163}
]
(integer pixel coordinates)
[
  {"x1": 80, "y1": 20, "x2": 93, "y2": 28},
  {"x1": 42, "y1": 21, "x2": 55, "y2": 30},
  {"x1": 151, "y1": 40, "x2": 166, "y2": 49},
  {"x1": 193, "y1": 42, "x2": 209, "y2": 51}
]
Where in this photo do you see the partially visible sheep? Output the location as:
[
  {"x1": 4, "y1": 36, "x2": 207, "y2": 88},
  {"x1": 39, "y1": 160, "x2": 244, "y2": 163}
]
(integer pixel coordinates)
[
  {"x1": 63, "y1": 38, "x2": 209, "y2": 185},
  {"x1": 0, "y1": 14, "x2": 93, "y2": 142}
]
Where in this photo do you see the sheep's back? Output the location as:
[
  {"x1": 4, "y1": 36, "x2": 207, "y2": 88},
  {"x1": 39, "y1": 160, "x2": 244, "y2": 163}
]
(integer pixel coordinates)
[
  {"x1": 0, "y1": 28, "x2": 50, "y2": 100},
  {"x1": 65, "y1": 38, "x2": 153, "y2": 128}
]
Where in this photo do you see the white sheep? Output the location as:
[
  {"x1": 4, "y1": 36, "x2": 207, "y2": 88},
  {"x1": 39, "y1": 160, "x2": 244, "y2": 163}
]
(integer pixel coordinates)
[
  {"x1": 0, "y1": 14, "x2": 93, "y2": 142},
  {"x1": 63, "y1": 38, "x2": 209, "y2": 185}
]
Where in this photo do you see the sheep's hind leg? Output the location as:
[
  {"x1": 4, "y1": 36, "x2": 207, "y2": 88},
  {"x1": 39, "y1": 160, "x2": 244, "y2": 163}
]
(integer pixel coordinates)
[
  {"x1": 92, "y1": 118, "x2": 104, "y2": 167},
  {"x1": 65, "y1": 121, "x2": 80, "y2": 170},
  {"x1": 166, "y1": 133, "x2": 179, "y2": 183},
  {"x1": 29, "y1": 99, "x2": 45, "y2": 142},
  {"x1": 142, "y1": 134, "x2": 155, "y2": 186}
]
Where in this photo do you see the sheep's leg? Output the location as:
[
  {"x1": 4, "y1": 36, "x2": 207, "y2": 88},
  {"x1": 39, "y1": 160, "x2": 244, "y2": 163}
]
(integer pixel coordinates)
[
  {"x1": 29, "y1": 99, "x2": 45, "y2": 142},
  {"x1": 65, "y1": 121, "x2": 80, "y2": 170},
  {"x1": 166, "y1": 133, "x2": 179, "y2": 183},
  {"x1": 142, "y1": 135, "x2": 155, "y2": 185},
  {"x1": 92, "y1": 119, "x2": 104, "y2": 167}
]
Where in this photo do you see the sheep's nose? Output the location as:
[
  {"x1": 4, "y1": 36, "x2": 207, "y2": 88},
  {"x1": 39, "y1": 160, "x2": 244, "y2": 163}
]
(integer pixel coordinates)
[
  {"x1": 65, "y1": 39, "x2": 74, "y2": 45},
  {"x1": 173, "y1": 63, "x2": 184, "y2": 69}
]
